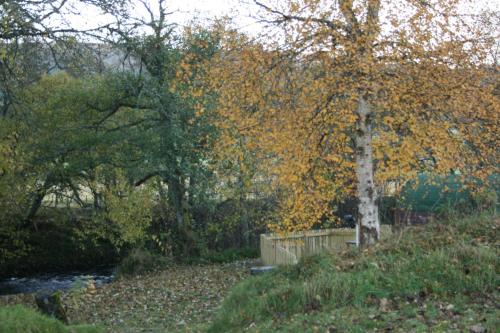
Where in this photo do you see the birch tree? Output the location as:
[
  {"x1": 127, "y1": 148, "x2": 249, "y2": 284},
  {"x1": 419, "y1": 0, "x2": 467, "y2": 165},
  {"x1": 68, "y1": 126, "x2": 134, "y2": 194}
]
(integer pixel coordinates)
[{"x1": 206, "y1": 1, "x2": 499, "y2": 246}]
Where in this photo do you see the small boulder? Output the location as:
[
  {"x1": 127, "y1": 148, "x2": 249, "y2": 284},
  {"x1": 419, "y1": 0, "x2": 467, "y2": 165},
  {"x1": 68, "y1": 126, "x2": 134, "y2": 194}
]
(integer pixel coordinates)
[
  {"x1": 35, "y1": 291, "x2": 68, "y2": 324},
  {"x1": 379, "y1": 298, "x2": 390, "y2": 312},
  {"x1": 250, "y1": 266, "x2": 276, "y2": 275}
]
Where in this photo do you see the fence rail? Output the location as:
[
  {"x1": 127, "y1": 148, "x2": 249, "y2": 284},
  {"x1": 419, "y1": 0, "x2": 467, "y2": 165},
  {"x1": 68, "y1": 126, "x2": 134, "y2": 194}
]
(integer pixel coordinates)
[{"x1": 260, "y1": 226, "x2": 391, "y2": 265}]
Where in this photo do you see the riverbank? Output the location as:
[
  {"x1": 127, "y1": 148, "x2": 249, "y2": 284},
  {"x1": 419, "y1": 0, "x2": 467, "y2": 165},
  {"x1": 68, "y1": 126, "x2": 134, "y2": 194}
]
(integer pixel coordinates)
[
  {"x1": 0, "y1": 211, "x2": 119, "y2": 280},
  {"x1": 0, "y1": 259, "x2": 255, "y2": 332},
  {"x1": 3, "y1": 214, "x2": 497, "y2": 332}
]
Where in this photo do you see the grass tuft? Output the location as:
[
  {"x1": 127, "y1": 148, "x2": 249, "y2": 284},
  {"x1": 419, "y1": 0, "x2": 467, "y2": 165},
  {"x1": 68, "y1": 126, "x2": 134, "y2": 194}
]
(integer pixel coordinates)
[{"x1": 0, "y1": 305, "x2": 103, "y2": 333}]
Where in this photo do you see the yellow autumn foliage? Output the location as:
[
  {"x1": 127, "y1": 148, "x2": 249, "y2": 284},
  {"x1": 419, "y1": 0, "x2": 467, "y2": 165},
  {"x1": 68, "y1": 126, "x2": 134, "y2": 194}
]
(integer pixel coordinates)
[{"x1": 185, "y1": 3, "x2": 499, "y2": 232}]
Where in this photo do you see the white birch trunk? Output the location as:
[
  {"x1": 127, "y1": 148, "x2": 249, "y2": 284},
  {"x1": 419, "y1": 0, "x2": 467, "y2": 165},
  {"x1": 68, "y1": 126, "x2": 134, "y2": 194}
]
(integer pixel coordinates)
[{"x1": 355, "y1": 97, "x2": 380, "y2": 247}]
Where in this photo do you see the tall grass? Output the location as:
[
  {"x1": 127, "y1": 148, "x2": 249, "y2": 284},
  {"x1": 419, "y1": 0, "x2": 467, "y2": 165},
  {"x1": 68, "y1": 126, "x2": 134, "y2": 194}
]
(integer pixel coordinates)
[{"x1": 208, "y1": 213, "x2": 499, "y2": 332}]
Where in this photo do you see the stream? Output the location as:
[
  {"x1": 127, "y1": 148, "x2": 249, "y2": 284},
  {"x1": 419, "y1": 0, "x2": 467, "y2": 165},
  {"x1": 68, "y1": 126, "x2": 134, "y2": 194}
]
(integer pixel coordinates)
[{"x1": 0, "y1": 266, "x2": 115, "y2": 296}]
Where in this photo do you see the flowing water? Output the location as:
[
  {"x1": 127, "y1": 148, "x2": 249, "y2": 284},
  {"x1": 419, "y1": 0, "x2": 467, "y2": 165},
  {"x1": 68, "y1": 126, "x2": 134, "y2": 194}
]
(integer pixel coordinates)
[{"x1": 0, "y1": 267, "x2": 115, "y2": 295}]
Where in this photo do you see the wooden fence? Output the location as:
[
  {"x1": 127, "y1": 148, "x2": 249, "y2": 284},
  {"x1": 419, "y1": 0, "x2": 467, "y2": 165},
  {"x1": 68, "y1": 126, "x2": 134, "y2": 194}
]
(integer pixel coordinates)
[{"x1": 260, "y1": 226, "x2": 391, "y2": 265}]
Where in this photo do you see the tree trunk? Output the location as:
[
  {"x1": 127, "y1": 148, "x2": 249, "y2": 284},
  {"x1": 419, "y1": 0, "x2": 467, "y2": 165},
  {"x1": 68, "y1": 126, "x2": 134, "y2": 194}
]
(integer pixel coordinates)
[
  {"x1": 239, "y1": 190, "x2": 250, "y2": 247},
  {"x1": 237, "y1": 166, "x2": 250, "y2": 247},
  {"x1": 355, "y1": 96, "x2": 380, "y2": 247},
  {"x1": 174, "y1": 182, "x2": 184, "y2": 230},
  {"x1": 23, "y1": 187, "x2": 46, "y2": 230},
  {"x1": 168, "y1": 176, "x2": 185, "y2": 229}
]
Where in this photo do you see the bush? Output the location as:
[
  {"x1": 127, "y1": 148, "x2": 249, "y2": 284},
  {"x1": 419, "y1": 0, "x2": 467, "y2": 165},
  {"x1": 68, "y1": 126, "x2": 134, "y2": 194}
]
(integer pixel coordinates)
[
  {"x1": 0, "y1": 208, "x2": 119, "y2": 279},
  {"x1": 399, "y1": 173, "x2": 475, "y2": 214},
  {"x1": 0, "y1": 305, "x2": 103, "y2": 333},
  {"x1": 115, "y1": 248, "x2": 170, "y2": 277}
]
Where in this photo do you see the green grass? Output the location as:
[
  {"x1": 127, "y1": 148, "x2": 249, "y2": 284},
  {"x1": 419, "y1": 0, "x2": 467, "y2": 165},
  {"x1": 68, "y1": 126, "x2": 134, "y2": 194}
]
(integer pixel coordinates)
[
  {"x1": 207, "y1": 213, "x2": 500, "y2": 332},
  {"x1": 0, "y1": 305, "x2": 104, "y2": 333}
]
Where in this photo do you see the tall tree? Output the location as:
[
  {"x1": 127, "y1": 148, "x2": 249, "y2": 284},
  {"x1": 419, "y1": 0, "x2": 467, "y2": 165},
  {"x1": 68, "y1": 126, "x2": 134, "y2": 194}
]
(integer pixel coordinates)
[
  {"x1": 208, "y1": 1, "x2": 499, "y2": 246},
  {"x1": 99, "y1": 1, "x2": 222, "y2": 244}
]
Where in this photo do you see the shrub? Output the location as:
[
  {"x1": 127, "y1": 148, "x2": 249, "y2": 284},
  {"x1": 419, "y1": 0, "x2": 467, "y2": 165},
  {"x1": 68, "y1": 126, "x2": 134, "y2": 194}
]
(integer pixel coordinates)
[
  {"x1": 115, "y1": 248, "x2": 170, "y2": 277},
  {"x1": 473, "y1": 189, "x2": 498, "y2": 213}
]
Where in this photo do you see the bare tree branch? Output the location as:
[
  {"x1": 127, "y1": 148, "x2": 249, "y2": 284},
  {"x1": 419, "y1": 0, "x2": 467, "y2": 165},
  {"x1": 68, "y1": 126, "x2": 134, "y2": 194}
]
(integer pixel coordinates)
[{"x1": 253, "y1": 0, "x2": 342, "y2": 31}]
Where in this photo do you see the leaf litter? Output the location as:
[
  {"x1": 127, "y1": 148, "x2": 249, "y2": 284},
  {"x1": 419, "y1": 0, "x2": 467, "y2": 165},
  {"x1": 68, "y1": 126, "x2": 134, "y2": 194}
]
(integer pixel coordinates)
[{"x1": 1, "y1": 259, "x2": 257, "y2": 332}]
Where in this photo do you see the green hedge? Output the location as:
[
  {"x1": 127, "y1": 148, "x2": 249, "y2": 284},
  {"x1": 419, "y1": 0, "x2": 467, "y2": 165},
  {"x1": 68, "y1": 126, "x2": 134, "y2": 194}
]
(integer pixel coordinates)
[{"x1": 399, "y1": 173, "x2": 474, "y2": 213}]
